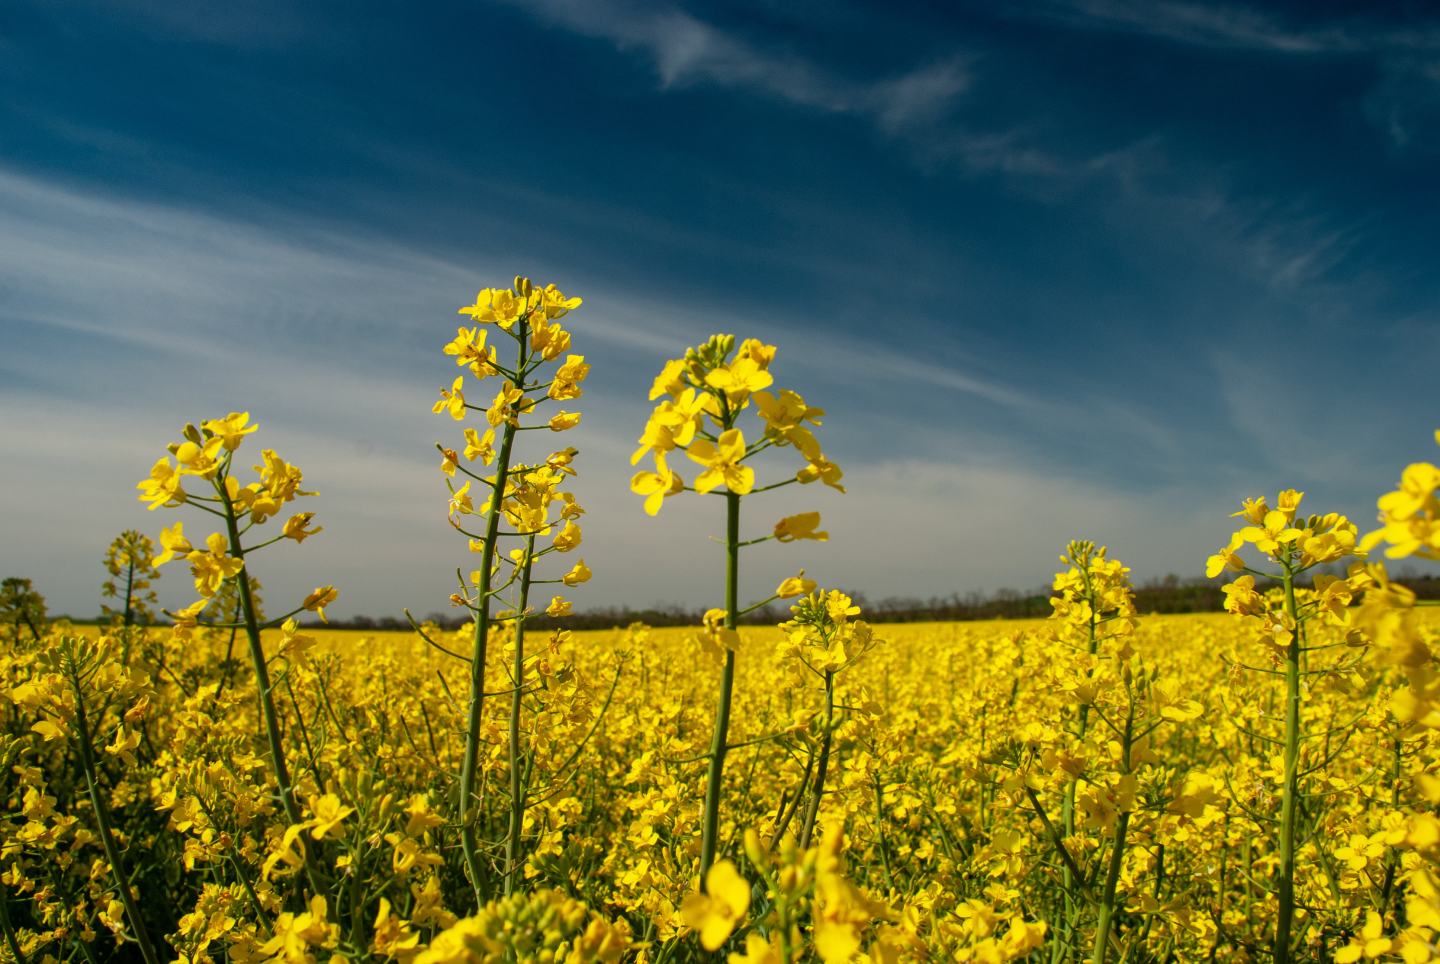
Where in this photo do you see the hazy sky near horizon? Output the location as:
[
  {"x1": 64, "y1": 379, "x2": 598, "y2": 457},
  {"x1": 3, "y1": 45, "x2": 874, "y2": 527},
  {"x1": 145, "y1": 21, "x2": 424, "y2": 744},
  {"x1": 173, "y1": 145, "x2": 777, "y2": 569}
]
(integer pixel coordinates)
[{"x1": 2, "y1": 0, "x2": 1437, "y2": 619}]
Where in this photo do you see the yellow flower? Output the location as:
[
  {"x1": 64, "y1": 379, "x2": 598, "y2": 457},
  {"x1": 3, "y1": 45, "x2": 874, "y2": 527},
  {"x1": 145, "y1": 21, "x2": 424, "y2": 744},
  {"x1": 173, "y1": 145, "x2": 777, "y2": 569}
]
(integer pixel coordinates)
[
  {"x1": 546, "y1": 596, "x2": 572, "y2": 618},
  {"x1": 302, "y1": 585, "x2": 339, "y2": 622},
  {"x1": 687, "y1": 429, "x2": 754, "y2": 495},
  {"x1": 308, "y1": 793, "x2": 354, "y2": 840},
  {"x1": 448, "y1": 480, "x2": 475, "y2": 518},
  {"x1": 549, "y1": 410, "x2": 582, "y2": 432},
  {"x1": 539, "y1": 282, "x2": 582, "y2": 320},
  {"x1": 681, "y1": 860, "x2": 750, "y2": 951},
  {"x1": 137, "y1": 456, "x2": 185, "y2": 510},
  {"x1": 705, "y1": 355, "x2": 773, "y2": 402},
  {"x1": 283, "y1": 512, "x2": 322, "y2": 543},
  {"x1": 631, "y1": 457, "x2": 684, "y2": 516},
  {"x1": 552, "y1": 520, "x2": 582, "y2": 552},
  {"x1": 486, "y1": 383, "x2": 526, "y2": 426},
  {"x1": 549, "y1": 355, "x2": 591, "y2": 401},
  {"x1": 201, "y1": 411, "x2": 258, "y2": 451},
  {"x1": 1205, "y1": 532, "x2": 1244, "y2": 578},
  {"x1": 433, "y1": 376, "x2": 467, "y2": 421},
  {"x1": 776, "y1": 571, "x2": 816, "y2": 599},
  {"x1": 187, "y1": 532, "x2": 244, "y2": 598},
  {"x1": 774, "y1": 511, "x2": 828, "y2": 542},
  {"x1": 463, "y1": 427, "x2": 495, "y2": 465},
  {"x1": 1240, "y1": 509, "x2": 1304, "y2": 555},
  {"x1": 154, "y1": 521, "x2": 192, "y2": 566},
  {"x1": 562, "y1": 559, "x2": 592, "y2": 586},
  {"x1": 458, "y1": 286, "x2": 527, "y2": 329}
]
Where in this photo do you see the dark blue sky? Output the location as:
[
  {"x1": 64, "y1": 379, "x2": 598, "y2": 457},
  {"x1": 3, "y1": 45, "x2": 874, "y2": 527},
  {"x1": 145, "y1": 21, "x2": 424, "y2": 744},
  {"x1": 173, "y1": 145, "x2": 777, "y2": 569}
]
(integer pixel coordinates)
[{"x1": 3, "y1": 0, "x2": 1437, "y2": 617}]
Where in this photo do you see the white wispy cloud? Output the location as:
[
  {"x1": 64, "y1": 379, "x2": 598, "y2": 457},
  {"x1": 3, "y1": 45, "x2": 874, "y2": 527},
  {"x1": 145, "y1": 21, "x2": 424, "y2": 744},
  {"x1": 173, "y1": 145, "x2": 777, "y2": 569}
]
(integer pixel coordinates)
[{"x1": 504, "y1": 0, "x2": 969, "y2": 136}]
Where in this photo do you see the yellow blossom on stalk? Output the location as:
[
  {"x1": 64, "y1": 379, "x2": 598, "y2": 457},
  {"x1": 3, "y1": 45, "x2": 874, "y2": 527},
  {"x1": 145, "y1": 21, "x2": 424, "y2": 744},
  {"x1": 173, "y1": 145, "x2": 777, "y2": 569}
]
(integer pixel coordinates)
[
  {"x1": 308, "y1": 794, "x2": 353, "y2": 840},
  {"x1": 201, "y1": 411, "x2": 258, "y2": 451},
  {"x1": 681, "y1": 860, "x2": 751, "y2": 950},
  {"x1": 754, "y1": 388, "x2": 824, "y2": 436},
  {"x1": 705, "y1": 353, "x2": 774, "y2": 403},
  {"x1": 444, "y1": 326, "x2": 499, "y2": 377},
  {"x1": 777, "y1": 570, "x2": 816, "y2": 599},
  {"x1": 458, "y1": 286, "x2": 528, "y2": 329},
  {"x1": 552, "y1": 520, "x2": 582, "y2": 552},
  {"x1": 631, "y1": 457, "x2": 684, "y2": 516},
  {"x1": 1362, "y1": 433, "x2": 1440, "y2": 560},
  {"x1": 487, "y1": 383, "x2": 527, "y2": 426},
  {"x1": 1205, "y1": 531, "x2": 1245, "y2": 578},
  {"x1": 775, "y1": 512, "x2": 828, "y2": 542},
  {"x1": 283, "y1": 512, "x2": 322, "y2": 542},
  {"x1": 549, "y1": 410, "x2": 582, "y2": 432},
  {"x1": 562, "y1": 559, "x2": 591, "y2": 586},
  {"x1": 688, "y1": 429, "x2": 755, "y2": 495},
  {"x1": 433, "y1": 376, "x2": 467, "y2": 421},
  {"x1": 695, "y1": 608, "x2": 741, "y2": 662},
  {"x1": 302, "y1": 585, "x2": 339, "y2": 622},
  {"x1": 547, "y1": 355, "x2": 590, "y2": 402},
  {"x1": 529, "y1": 314, "x2": 572, "y2": 361},
  {"x1": 137, "y1": 456, "x2": 185, "y2": 509},
  {"x1": 187, "y1": 533, "x2": 244, "y2": 598},
  {"x1": 540, "y1": 282, "x2": 583, "y2": 318},
  {"x1": 546, "y1": 597, "x2": 572, "y2": 618},
  {"x1": 448, "y1": 480, "x2": 475, "y2": 518},
  {"x1": 463, "y1": 427, "x2": 495, "y2": 465},
  {"x1": 154, "y1": 520, "x2": 192, "y2": 565}
]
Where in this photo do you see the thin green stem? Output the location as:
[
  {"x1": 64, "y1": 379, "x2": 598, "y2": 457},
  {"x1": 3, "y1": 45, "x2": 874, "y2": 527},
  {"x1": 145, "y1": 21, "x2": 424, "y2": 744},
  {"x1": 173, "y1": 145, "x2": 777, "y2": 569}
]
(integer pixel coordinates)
[
  {"x1": 69, "y1": 673, "x2": 161, "y2": 964},
  {"x1": 218, "y1": 478, "x2": 325, "y2": 899},
  {"x1": 699, "y1": 490, "x2": 741, "y2": 877},
  {"x1": 798, "y1": 670, "x2": 835, "y2": 851},
  {"x1": 504, "y1": 534, "x2": 537, "y2": 895}
]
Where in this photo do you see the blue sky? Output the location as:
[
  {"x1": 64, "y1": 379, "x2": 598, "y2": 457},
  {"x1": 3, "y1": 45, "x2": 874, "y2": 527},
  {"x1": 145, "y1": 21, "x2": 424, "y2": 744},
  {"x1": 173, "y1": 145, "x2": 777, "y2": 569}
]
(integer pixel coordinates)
[{"x1": 2, "y1": 0, "x2": 1437, "y2": 619}]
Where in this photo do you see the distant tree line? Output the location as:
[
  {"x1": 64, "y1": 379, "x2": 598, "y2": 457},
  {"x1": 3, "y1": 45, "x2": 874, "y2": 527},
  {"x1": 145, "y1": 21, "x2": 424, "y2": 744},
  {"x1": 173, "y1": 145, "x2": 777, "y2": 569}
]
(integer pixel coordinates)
[
  {"x1": 324, "y1": 570, "x2": 1440, "y2": 632},
  {"x1": 30, "y1": 570, "x2": 1440, "y2": 632}
]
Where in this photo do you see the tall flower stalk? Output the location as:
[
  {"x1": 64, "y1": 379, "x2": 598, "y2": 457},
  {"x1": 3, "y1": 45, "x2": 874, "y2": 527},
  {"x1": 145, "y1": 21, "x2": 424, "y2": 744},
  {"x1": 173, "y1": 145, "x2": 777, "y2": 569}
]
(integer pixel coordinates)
[
  {"x1": 1206, "y1": 490, "x2": 1366, "y2": 962},
  {"x1": 138, "y1": 411, "x2": 337, "y2": 897},
  {"x1": 431, "y1": 277, "x2": 590, "y2": 902},
  {"x1": 631, "y1": 334, "x2": 842, "y2": 877}
]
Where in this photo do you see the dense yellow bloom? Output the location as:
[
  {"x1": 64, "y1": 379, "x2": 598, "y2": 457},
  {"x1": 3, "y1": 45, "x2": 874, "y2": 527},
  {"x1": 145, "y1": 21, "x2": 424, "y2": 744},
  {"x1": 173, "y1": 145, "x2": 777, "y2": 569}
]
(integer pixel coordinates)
[{"x1": 549, "y1": 355, "x2": 590, "y2": 401}]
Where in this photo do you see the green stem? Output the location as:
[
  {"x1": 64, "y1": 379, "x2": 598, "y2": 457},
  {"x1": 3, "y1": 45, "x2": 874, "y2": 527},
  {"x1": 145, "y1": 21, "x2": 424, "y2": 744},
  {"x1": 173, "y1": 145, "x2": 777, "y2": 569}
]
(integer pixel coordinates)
[
  {"x1": 797, "y1": 670, "x2": 835, "y2": 851},
  {"x1": 1274, "y1": 557, "x2": 1302, "y2": 964},
  {"x1": 504, "y1": 534, "x2": 537, "y2": 896},
  {"x1": 220, "y1": 484, "x2": 325, "y2": 899},
  {"x1": 699, "y1": 490, "x2": 741, "y2": 877},
  {"x1": 1091, "y1": 689, "x2": 1135, "y2": 964},
  {"x1": 69, "y1": 675, "x2": 161, "y2": 964}
]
